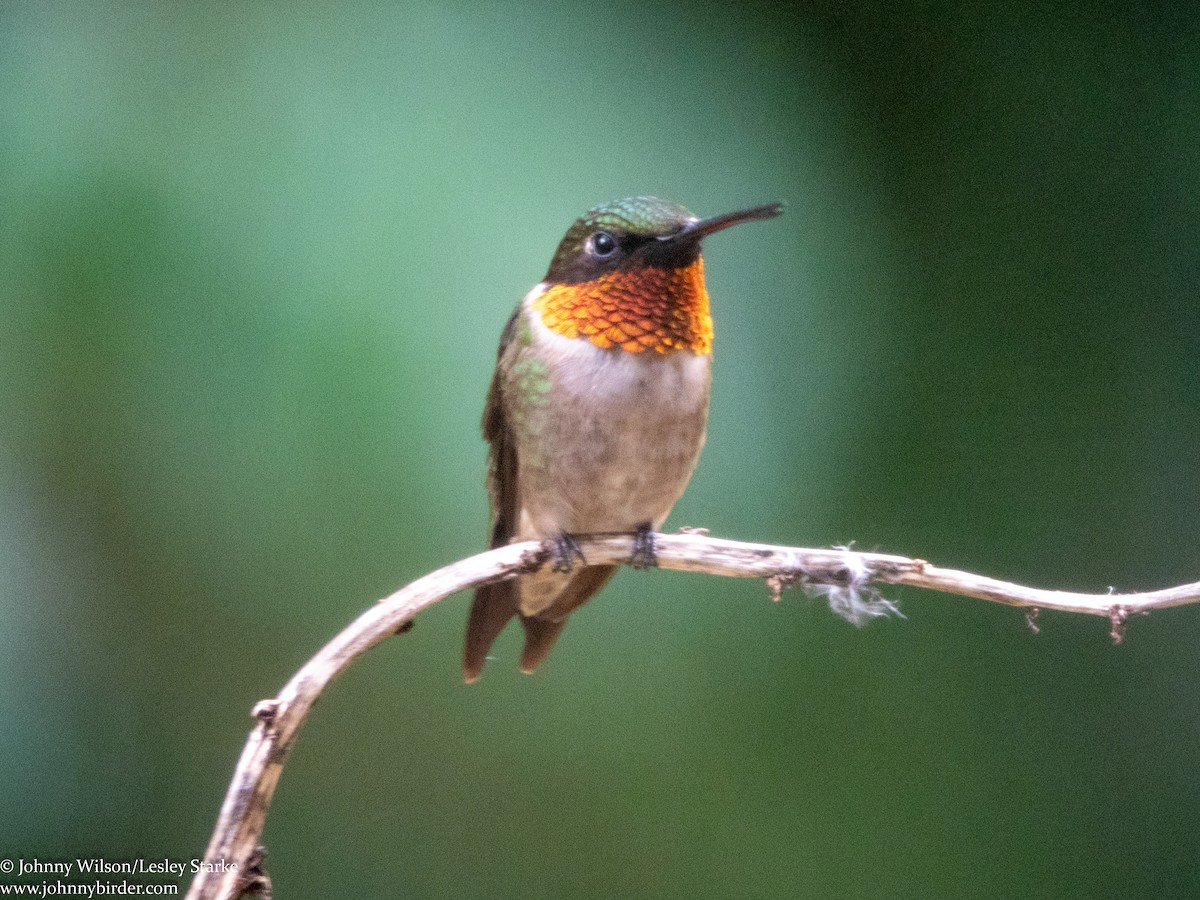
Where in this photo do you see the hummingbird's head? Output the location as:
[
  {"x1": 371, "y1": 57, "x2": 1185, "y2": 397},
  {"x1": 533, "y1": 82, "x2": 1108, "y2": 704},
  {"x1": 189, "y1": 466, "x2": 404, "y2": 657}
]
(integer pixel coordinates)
[{"x1": 535, "y1": 197, "x2": 782, "y2": 354}]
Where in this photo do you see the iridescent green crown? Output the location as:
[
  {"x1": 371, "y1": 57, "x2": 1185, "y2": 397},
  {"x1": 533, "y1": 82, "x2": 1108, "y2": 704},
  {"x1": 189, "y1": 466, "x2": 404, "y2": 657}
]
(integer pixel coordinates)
[{"x1": 571, "y1": 196, "x2": 695, "y2": 237}]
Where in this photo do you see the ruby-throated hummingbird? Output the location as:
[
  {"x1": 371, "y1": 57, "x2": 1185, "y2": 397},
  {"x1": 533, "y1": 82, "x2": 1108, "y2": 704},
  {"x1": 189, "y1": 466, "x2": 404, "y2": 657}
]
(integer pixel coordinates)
[{"x1": 464, "y1": 196, "x2": 783, "y2": 682}]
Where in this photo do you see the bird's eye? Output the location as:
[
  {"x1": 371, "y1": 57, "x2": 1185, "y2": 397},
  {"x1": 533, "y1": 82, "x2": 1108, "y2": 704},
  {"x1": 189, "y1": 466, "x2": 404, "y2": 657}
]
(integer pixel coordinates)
[{"x1": 590, "y1": 231, "x2": 617, "y2": 257}]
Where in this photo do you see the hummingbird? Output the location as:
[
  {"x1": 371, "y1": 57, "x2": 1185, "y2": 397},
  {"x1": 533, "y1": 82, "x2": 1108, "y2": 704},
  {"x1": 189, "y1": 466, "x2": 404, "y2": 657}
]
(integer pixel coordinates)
[{"x1": 464, "y1": 196, "x2": 783, "y2": 682}]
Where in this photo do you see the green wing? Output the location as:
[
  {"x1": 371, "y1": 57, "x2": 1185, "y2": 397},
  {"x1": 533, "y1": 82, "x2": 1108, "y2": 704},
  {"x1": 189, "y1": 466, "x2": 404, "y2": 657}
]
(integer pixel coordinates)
[{"x1": 463, "y1": 306, "x2": 522, "y2": 682}]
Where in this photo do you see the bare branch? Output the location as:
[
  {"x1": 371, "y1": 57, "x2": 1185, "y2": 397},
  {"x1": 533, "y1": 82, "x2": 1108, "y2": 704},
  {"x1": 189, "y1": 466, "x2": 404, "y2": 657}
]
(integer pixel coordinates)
[{"x1": 186, "y1": 532, "x2": 1200, "y2": 900}]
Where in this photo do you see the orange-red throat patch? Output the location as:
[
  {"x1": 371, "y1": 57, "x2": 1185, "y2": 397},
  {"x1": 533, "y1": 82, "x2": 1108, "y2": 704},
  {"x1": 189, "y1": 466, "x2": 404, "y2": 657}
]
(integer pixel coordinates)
[{"x1": 533, "y1": 259, "x2": 713, "y2": 354}]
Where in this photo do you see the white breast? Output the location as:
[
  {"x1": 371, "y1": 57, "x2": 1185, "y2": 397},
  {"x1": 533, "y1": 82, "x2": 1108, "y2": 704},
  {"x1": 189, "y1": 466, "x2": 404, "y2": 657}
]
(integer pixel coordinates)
[{"x1": 516, "y1": 285, "x2": 713, "y2": 539}]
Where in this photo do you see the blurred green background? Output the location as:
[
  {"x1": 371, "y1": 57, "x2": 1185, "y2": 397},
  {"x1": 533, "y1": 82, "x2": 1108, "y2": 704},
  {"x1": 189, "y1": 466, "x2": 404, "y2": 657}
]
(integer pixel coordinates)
[{"x1": 3, "y1": 1, "x2": 1199, "y2": 897}]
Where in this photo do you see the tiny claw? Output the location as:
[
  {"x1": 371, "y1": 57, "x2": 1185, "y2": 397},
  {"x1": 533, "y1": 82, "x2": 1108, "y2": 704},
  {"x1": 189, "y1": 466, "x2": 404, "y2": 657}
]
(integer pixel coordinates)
[
  {"x1": 551, "y1": 532, "x2": 586, "y2": 573},
  {"x1": 630, "y1": 521, "x2": 658, "y2": 570},
  {"x1": 518, "y1": 546, "x2": 550, "y2": 574}
]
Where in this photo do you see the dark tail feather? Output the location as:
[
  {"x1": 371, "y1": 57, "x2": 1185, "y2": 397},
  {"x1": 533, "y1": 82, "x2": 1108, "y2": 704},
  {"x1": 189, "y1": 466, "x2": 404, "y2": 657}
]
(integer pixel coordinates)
[
  {"x1": 517, "y1": 564, "x2": 619, "y2": 675},
  {"x1": 518, "y1": 617, "x2": 568, "y2": 674},
  {"x1": 464, "y1": 579, "x2": 519, "y2": 683}
]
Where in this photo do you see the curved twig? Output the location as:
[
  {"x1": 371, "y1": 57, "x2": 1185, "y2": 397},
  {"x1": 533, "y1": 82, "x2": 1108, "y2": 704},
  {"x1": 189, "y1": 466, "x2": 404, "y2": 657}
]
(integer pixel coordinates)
[{"x1": 186, "y1": 532, "x2": 1200, "y2": 900}]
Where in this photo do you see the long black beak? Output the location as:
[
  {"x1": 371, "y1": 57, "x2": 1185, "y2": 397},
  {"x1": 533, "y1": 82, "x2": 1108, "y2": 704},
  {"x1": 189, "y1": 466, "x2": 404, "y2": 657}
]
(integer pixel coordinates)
[{"x1": 665, "y1": 202, "x2": 784, "y2": 243}]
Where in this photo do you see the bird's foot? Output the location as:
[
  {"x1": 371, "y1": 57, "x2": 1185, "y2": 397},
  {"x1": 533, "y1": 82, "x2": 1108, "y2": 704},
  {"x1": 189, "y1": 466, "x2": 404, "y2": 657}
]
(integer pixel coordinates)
[
  {"x1": 630, "y1": 521, "x2": 658, "y2": 570},
  {"x1": 550, "y1": 532, "x2": 587, "y2": 574}
]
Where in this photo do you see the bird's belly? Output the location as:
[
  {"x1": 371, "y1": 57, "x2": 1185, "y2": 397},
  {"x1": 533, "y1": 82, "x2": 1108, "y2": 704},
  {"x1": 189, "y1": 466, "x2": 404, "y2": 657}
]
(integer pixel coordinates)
[{"x1": 516, "y1": 348, "x2": 711, "y2": 539}]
